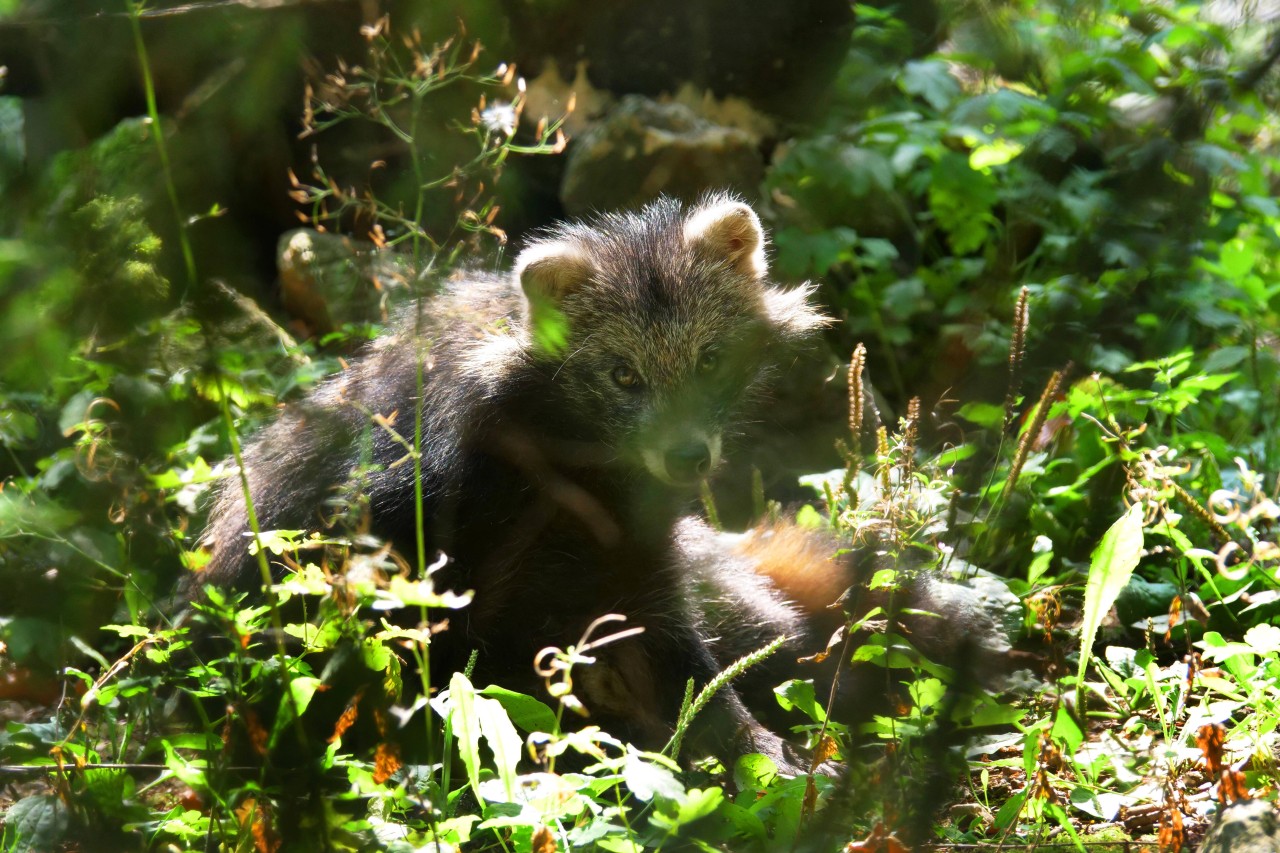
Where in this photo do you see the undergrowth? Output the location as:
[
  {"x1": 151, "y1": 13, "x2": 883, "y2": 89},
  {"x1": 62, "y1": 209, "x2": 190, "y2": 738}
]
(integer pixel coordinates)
[{"x1": 2, "y1": 2, "x2": 1280, "y2": 851}]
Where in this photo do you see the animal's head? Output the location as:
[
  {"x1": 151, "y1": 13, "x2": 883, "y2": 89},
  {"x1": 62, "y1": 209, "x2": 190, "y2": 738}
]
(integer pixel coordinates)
[{"x1": 514, "y1": 194, "x2": 828, "y2": 486}]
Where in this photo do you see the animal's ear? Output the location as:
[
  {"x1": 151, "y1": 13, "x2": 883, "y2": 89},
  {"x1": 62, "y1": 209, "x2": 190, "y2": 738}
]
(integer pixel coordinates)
[
  {"x1": 515, "y1": 240, "x2": 593, "y2": 358},
  {"x1": 683, "y1": 198, "x2": 768, "y2": 279},
  {"x1": 515, "y1": 241, "x2": 594, "y2": 304},
  {"x1": 763, "y1": 282, "x2": 830, "y2": 340}
]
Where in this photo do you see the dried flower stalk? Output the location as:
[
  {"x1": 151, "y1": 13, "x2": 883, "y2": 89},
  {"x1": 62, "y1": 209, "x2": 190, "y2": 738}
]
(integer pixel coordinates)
[
  {"x1": 1003, "y1": 287, "x2": 1029, "y2": 435},
  {"x1": 1004, "y1": 365, "x2": 1069, "y2": 497},
  {"x1": 848, "y1": 342, "x2": 867, "y2": 443}
]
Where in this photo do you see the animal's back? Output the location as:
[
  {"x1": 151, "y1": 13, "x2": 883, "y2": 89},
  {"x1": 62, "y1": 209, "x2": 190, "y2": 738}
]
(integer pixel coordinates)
[{"x1": 194, "y1": 273, "x2": 524, "y2": 592}]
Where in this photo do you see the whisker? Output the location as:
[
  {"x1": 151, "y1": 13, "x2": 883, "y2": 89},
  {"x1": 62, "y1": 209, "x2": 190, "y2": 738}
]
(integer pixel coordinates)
[{"x1": 553, "y1": 333, "x2": 599, "y2": 380}]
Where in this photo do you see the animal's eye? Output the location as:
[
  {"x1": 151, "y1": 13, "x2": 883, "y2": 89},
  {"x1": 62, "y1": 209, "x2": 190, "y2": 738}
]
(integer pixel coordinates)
[
  {"x1": 612, "y1": 364, "x2": 642, "y2": 389},
  {"x1": 698, "y1": 347, "x2": 720, "y2": 373}
]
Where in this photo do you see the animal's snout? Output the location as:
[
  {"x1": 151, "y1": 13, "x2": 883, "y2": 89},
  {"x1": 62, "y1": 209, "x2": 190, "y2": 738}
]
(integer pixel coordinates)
[
  {"x1": 642, "y1": 431, "x2": 722, "y2": 486},
  {"x1": 664, "y1": 441, "x2": 713, "y2": 483}
]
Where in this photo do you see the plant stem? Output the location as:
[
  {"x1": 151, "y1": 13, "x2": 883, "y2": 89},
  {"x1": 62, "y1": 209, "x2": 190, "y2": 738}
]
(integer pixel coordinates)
[{"x1": 126, "y1": 0, "x2": 198, "y2": 295}]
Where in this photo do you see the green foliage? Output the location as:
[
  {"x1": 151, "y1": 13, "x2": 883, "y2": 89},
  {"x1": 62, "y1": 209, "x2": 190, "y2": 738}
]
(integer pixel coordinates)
[
  {"x1": 294, "y1": 27, "x2": 565, "y2": 267},
  {"x1": 1077, "y1": 501, "x2": 1145, "y2": 687},
  {"x1": 769, "y1": 0, "x2": 1280, "y2": 409},
  {"x1": 4, "y1": 0, "x2": 1280, "y2": 849}
]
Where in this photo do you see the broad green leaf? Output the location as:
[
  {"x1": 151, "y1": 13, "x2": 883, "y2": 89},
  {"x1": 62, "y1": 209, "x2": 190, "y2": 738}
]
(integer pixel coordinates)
[
  {"x1": 733, "y1": 753, "x2": 780, "y2": 792},
  {"x1": 773, "y1": 679, "x2": 826, "y2": 723},
  {"x1": 287, "y1": 676, "x2": 323, "y2": 718},
  {"x1": 1197, "y1": 631, "x2": 1259, "y2": 664},
  {"x1": 1051, "y1": 705, "x2": 1083, "y2": 754},
  {"x1": 1219, "y1": 239, "x2": 1255, "y2": 279},
  {"x1": 361, "y1": 637, "x2": 392, "y2": 672},
  {"x1": 444, "y1": 680, "x2": 527, "y2": 804},
  {"x1": 479, "y1": 685, "x2": 558, "y2": 734},
  {"x1": 448, "y1": 672, "x2": 484, "y2": 795},
  {"x1": 475, "y1": 694, "x2": 522, "y2": 801},
  {"x1": 934, "y1": 442, "x2": 977, "y2": 469},
  {"x1": 1244, "y1": 624, "x2": 1280, "y2": 655},
  {"x1": 717, "y1": 801, "x2": 768, "y2": 840},
  {"x1": 1078, "y1": 502, "x2": 1145, "y2": 687},
  {"x1": 650, "y1": 786, "x2": 725, "y2": 832},
  {"x1": 994, "y1": 790, "x2": 1028, "y2": 831},
  {"x1": 282, "y1": 619, "x2": 341, "y2": 652},
  {"x1": 623, "y1": 752, "x2": 685, "y2": 802},
  {"x1": 1069, "y1": 787, "x2": 1124, "y2": 821},
  {"x1": 1, "y1": 795, "x2": 70, "y2": 853},
  {"x1": 900, "y1": 59, "x2": 961, "y2": 110},
  {"x1": 908, "y1": 677, "x2": 945, "y2": 713},
  {"x1": 381, "y1": 575, "x2": 474, "y2": 609}
]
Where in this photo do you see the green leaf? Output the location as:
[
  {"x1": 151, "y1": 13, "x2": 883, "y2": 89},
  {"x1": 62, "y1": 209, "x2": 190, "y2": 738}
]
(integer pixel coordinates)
[
  {"x1": 956, "y1": 401, "x2": 1005, "y2": 427},
  {"x1": 282, "y1": 620, "x2": 341, "y2": 652},
  {"x1": 1069, "y1": 787, "x2": 1123, "y2": 821},
  {"x1": 993, "y1": 790, "x2": 1027, "y2": 831},
  {"x1": 773, "y1": 679, "x2": 826, "y2": 723},
  {"x1": 1219, "y1": 239, "x2": 1255, "y2": 279},
  {"x1": 383, "y1": 576, "x2": 473, "y2": 609},
  {"x1": 933, "y1": 443, "x2": 977, "y2": 469},
  {"x1": 528, "y1": 297, "x2": 570, "y2": 357},
  {"x1": 1078, "y1": 503, "x2": 1145, "y2": 687},
  {"x1": 969, "y1": 139, "x2": 1025, "y2": 171},
  {"x1": 1195, "y1": 631, "x2": 1257, "y2": 664},
  {"x1": 447, "y1": 672, "x2": 484, "y2": 795},
  {"x1": 2, "y1": 795, "x2": 70, "y2": 853},
  {"x1": 103, "y1": 624, "x2": 153, "y2": 638},
  {"x1": 440, "y1": 673, "x2": 524, "y2": 803},
  {"x1": 733, "y1": 753, "x2": 780, "y2": 792},
  {"x1": 1244, "y1": 624, "x2": 1280, "y2": 655},
  {"x1": 908, "y1": 677, "x2": 946, "y2": 713},
  {"x1": 361, "y1": 637, "x2": 392, "y2": 672},
  {"x1": 287, "y1": 676, "x2": 322, "y2": 718},
  {"x1": 1051, "y1": 705, "x2": 1083, "y2": 754},
  {"x1": 900, "y1": 59, "x2": 961, "y2": 111},
  {"x1": 623, "y1": 752, "x2": 685, "y2": 802},
  {"x1": 1178, "y1": 372, "x2": 1237, "y2": 393},
  {"x1": 475, "y1": 694, "x2": 522, "y2": 801},
  {"x1": 1113, "y1": 577, "x2": 1178, "y2": 625},
  {"x1": 650, "y1": 786, "x2": 725, "y2": 832},
  {"x1": 957, "y1": 399, "x2": 1003, "y2": 425},
  {"x1": 478, "y1": 685, "x2": 558, "y2": 734},
  {"x1": 773, "y1": 227, "x2": 858, "y2": 277},
  {"x1": 794, "y1": 504, "x2": 824, "y2": 529},
  {"x1": 968, "y1": 698, "x2": 1026, "y2": 727},
  {"x1": 716, "y1": 801, "x2": 768, "y2": 840}
]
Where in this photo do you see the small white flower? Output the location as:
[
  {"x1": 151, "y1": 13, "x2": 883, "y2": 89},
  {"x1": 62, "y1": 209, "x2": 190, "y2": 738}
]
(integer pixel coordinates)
[{"x1": 480, "y1": 101, "x2": 517, "y2": 136}]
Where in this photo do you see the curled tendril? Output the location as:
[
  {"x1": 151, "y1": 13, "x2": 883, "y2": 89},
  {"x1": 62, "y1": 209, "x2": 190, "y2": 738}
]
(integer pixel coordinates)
[
  {"x1": 532, "y1": 614, "x2": 646, "y2": 712},
  {"x1": 1208, "y1": 489, "x2": 1241, "y2": 525},
  {"x1": 1214, "y1": 541, "x2": 1250, "y2": 581}
]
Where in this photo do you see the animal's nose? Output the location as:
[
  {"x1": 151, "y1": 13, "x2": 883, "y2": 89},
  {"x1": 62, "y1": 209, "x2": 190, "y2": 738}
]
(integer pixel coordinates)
[{"x1": 665, "y1": 441, "x2": 712, "y2": 482}]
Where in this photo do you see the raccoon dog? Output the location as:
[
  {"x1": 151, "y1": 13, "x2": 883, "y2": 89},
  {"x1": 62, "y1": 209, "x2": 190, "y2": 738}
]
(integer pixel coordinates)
[{"x1": 192, "y1": 194, "x2": 830, "y2": 771}]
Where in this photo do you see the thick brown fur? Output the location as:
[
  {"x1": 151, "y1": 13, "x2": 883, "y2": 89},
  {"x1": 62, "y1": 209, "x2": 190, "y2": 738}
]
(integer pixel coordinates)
[
  {"x1": 733, "y1": 520, "x2": 852, "y2": 614},
  {"x1": 191, "y1": 194, "x2": 831, "y2": 772},
  {"x1": 680, "y1": 516, "x2": 1016, "y2": 736}
]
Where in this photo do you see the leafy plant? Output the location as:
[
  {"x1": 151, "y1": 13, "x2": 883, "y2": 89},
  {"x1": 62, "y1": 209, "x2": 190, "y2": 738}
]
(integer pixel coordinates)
[{"x1": 5, "y1": 0, "x2": 1280, "y2": 850}]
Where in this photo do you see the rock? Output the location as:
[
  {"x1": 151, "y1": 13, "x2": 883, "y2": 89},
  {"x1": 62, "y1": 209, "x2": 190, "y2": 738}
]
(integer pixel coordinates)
[
  {"x1": 277, "y1": 229, "x2": 412, "y2": 336},
  {"x1": 560, "y1": 96, "x2": 765, "y2": 216},
  {"x1": 500, "y1": 0, "x2": 853, "y2": 117},
  {"x1": 1199, "y1": 799, "x2": 1280, "y2": 853},
  {"x1": 522, "y1": 61, "x2": 615, "y2": 140}
]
